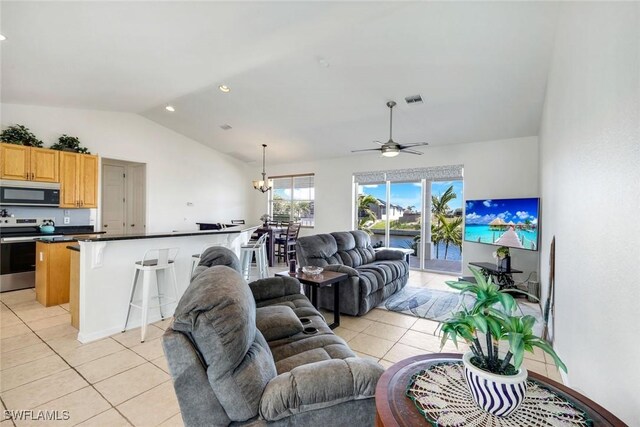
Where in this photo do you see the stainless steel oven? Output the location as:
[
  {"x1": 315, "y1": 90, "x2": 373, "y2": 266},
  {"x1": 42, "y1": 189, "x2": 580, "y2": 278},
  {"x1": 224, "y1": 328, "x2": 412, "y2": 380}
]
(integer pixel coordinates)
[
  {"x1": 0, "y1": 180, "x2": 61, "y2": 207},
  {"x1": 0, "y1": 218, "x2": 61, "y2": 292}
]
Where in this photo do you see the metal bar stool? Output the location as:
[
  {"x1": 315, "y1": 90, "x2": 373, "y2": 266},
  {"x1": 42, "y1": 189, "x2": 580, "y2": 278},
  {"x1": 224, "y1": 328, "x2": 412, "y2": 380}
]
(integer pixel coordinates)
[
  {"x1": 123, "y1": 247, "x2": 180, "y2": 342},
  {"x1": 240, "y1": 233, "x2": 268, "y2": 280}
]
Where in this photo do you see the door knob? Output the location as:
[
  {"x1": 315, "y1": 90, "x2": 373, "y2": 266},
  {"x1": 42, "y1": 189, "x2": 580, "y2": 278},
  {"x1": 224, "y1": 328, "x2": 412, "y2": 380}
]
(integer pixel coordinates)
[
  {"x1": 131, "y1": 224, "x2": 135, "y2": 227},
  {"x1": 103, "y1": 224, "x2": 108, "y2": 227}
]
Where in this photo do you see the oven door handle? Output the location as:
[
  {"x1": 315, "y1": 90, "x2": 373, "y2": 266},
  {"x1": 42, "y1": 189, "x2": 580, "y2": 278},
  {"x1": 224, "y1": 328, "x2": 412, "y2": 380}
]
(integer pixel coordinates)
[{"x1": 1, "y1": 235, "x2": 63, "y2": 243}]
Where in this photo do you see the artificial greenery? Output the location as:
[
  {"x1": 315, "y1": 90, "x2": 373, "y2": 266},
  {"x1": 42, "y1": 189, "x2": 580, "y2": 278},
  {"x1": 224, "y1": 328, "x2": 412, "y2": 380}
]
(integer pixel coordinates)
[
  {"x1": 0, "y1": 125, "x2": 43, "y2": 147},
  {"x1": 50, "y1": 134, "x2": 90, "y2": 154},
  {"x1": 440, "y1": 267, "x2": 567, "y2": 376}
]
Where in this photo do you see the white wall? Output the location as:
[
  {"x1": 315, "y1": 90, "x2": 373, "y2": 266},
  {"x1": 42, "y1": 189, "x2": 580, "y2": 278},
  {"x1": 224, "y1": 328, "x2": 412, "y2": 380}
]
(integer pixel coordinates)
[
  {"x1": 259, "y1": 136, "x2": 540, "y2": 278},
  {"x1": 1, "y1": 103, "x2": 257, "y2": 232},
  {"x1": 538, "y1": 3, "x2": 639, "y2": 424}
]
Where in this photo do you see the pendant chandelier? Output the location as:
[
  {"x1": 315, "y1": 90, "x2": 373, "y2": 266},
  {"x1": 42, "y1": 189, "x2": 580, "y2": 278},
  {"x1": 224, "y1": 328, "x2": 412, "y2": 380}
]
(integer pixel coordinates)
[{"x1": 253, "y1": 144, "x2": 273, "y2": 193}]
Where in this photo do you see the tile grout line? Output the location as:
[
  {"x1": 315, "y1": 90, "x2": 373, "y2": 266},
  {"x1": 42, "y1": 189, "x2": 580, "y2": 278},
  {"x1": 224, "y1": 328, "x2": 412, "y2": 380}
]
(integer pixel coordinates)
[{"x1": 2, "y1": 303, "x2": 138, "y2": 427}]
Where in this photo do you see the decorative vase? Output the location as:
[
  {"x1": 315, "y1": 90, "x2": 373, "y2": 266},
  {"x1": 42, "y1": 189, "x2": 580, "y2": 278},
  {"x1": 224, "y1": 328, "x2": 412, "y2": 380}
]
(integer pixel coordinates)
[{"x1": 462, "y1": 351, "x2": 528, "y2": 417}]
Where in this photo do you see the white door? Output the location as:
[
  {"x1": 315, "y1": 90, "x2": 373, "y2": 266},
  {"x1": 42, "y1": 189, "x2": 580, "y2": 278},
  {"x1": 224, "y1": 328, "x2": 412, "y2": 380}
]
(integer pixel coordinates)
[
  {"x1": 126, "y1": 164, "x2": 146, "y2": 234},
  {"x1": 102, "y1": 164, "x2": 126, "y2": 235}
]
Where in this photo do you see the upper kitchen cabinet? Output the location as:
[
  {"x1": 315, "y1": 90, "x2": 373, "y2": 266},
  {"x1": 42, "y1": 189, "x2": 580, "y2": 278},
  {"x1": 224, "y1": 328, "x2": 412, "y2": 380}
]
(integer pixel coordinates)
[
  {"x1": 60, "y1": 152, "x2": 99, "y2": 208},
  {"x1": 0, "y1": 143, "x2": 59, "y2": 182}
]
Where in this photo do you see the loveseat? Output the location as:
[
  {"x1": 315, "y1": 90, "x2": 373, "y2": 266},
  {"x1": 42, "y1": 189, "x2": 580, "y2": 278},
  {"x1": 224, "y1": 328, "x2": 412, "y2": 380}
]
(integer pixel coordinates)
[
  {"x1": 162, "y1": 247, "x2": 384, "y2": 427},
  {"x1": 296, "y1": 230, "x2": 409, "y2": 316}
]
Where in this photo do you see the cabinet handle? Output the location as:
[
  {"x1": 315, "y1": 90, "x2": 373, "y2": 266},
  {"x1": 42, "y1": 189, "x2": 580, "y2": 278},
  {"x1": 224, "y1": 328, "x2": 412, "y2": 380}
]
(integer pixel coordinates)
[
  {"x1": 31, "y1": 172, "x2": 34, "y2": 180},
  {"x1": 81, "y1": 200, "x2": 84, "y2": 207}
]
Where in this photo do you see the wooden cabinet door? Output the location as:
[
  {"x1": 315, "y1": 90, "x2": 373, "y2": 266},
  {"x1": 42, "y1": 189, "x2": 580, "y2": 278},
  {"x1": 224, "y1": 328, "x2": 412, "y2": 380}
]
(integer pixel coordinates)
[
  {"x1": 0, "y1": 143, "x2": 30, "y2": 180},
  {"x1": 79, "y1": 154, "x2": 98, "y2": 207},
  {"x1": 59, "y1": 152, "x2": 79, "y2": 207},
  {"x1": 30, "y1": 147, "x2": 60, "y2": 182}
]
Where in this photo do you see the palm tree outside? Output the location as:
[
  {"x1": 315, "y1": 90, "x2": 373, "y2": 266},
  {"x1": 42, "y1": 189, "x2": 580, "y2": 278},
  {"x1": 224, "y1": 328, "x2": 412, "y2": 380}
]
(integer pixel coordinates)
[
  {"x1": 357, "y1": 194, "x2": 378, "y2": 234},
  {"x1": 431, "y1": 184, "x2": 463, "y2": 260}
]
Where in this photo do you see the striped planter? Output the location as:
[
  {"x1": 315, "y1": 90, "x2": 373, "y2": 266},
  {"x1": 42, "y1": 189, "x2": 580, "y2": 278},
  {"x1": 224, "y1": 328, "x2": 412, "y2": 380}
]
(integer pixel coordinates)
[{"x1": 462, "y1": 351, "x2": 528, "y2": 417}]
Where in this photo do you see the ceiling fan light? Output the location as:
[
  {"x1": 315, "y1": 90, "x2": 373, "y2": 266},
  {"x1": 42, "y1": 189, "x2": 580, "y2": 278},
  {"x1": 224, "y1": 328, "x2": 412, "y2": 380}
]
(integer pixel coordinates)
[{"x1": 382, "y1": 148, "x2": 400, "y2": 157}]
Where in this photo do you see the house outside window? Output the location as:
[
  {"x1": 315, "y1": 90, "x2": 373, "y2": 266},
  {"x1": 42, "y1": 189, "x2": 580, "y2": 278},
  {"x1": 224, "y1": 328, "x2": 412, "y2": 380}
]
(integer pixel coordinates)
[{"x1": 269, "y1": 174, "x2": 314, "y2": 227}]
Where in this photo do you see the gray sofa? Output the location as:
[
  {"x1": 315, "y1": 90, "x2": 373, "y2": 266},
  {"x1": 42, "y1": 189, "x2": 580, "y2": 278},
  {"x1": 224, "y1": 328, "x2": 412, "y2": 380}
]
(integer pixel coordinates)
[
  {"x1": 162, "y1": 247, "x2": 384, "y2": 427},
  {"x1": 296, "y1": 230, "x2": 409, "y2": 316}
]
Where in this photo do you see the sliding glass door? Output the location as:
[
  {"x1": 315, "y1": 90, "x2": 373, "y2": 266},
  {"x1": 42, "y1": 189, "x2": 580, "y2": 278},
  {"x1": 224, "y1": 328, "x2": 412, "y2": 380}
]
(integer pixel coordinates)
[{"x1": 355, "y1": 177, "x2": 463, "y2": 274}]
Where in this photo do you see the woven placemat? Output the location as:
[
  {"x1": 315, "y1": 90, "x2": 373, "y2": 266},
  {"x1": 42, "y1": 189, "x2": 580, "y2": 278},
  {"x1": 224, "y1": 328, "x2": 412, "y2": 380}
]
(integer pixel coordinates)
[{"x1": 406, "y1": 362, "x2": 593, "y2": 426}]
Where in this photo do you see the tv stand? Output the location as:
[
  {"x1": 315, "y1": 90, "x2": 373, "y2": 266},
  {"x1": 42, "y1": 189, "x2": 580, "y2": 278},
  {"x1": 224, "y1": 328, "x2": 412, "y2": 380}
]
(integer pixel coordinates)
[{"x1": 468, "y1": 262, "x2": 523, "y2": 290}]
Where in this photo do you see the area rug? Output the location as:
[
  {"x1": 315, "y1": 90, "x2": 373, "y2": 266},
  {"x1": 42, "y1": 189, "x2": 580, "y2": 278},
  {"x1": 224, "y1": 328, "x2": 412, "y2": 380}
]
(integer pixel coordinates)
[{"x1": 383, "y1": 286, "x2": 542, "y2": 335}]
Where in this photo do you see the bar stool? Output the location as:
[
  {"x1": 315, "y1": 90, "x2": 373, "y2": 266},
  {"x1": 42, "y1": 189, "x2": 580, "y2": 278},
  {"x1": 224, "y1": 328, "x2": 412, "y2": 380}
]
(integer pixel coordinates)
[
  {"x1": 123, "y1": 248, "x2": 179, "y2": 342},
  {"x1": 240, "y1": 233, "x2": 268, "y2": 281},
  {"x1": 190, "y1": 243, "x2": 228, "y2": 280}
]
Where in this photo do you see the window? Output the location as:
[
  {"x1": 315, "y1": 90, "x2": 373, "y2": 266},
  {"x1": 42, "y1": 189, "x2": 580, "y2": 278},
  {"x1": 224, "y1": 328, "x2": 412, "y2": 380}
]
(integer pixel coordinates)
[{"x1": 269, "y1": 174, "x2": 315, "y2": 226}]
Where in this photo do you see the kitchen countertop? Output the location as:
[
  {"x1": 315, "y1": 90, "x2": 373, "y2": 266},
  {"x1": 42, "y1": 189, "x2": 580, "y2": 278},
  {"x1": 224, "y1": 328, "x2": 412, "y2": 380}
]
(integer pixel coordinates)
[
  {"x1": 67, "y1": 245, "x2": 80, "y2": 252},
  {"x1": 0, "y1": 226, "x2": 104, "y2": 239},
  {"x1": 74, "y1": 223, "x2": 260, "y2": 242}
]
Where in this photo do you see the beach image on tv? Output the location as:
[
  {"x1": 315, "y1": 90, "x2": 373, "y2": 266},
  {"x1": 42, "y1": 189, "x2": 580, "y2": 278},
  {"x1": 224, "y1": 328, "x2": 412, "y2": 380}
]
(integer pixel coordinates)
[{"x1": 464, "y1": 198, "x2": 539, "y2": 251}]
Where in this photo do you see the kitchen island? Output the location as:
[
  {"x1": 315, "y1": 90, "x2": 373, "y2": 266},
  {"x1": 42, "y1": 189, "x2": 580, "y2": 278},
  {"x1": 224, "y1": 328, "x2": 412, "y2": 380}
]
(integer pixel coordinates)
[{"x1": 73, "y1": 224, "x2": 259, "y2": 343}]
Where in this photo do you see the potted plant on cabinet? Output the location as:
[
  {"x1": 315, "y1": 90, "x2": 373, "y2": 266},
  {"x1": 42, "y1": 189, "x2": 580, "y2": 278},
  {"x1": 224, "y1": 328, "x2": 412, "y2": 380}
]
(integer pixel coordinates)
[
  {"x1": 440, "y1": 267, "x2": 566, "y2": 417},
  {"x1": 50, "y1": 134, "x2": 90, "y2": 153},
  {"x1": 0, "y1": 124, "x2": 43, "y2": 147}
]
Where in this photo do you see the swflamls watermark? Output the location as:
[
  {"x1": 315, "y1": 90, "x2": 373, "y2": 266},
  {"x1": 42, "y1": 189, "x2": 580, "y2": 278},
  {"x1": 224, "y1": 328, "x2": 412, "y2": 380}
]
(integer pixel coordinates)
[{"x1": 4, "y1": 410, "x2": 70, "y2": 421}]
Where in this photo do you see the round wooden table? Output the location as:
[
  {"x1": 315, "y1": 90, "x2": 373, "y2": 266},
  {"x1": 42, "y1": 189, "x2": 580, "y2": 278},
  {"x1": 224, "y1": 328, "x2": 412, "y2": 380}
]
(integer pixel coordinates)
[{"x1": 375, "y1": 353, "x2": 626, "y2": 427}]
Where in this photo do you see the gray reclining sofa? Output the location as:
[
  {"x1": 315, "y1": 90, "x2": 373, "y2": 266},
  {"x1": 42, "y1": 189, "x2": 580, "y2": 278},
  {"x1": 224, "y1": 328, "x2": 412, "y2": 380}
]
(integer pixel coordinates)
[
  {"x1": 162, "y1": 247, "x2": 384, "y2": 427},
  {"x1": 296, "y1": 230, "x2": 409, "y2": 316}
]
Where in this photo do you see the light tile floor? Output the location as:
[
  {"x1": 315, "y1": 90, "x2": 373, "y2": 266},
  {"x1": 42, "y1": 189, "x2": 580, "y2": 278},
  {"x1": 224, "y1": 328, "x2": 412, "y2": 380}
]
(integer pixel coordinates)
[{"x1": 0, "y1": 269, "x2": 562, "y2": 426}]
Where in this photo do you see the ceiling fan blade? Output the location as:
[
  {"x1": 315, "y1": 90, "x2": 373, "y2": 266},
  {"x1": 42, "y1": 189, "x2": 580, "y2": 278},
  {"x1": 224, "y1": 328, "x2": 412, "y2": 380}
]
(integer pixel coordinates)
[
  {"x1": 351, "y1": 148, "x2": 383, "y2": 153},
  {"x1": 401, "y1": 149, "x2": 424, "y2": 155},
  {"x1": 373, "y1": 140, "x2": 385, "y2": 146},
  {"x1": 398, "y1": 142, "x2": 429, "y2": 148}
]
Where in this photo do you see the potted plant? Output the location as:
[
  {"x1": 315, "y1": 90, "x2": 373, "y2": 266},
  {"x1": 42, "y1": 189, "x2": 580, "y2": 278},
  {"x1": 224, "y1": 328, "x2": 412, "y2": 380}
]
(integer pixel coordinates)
[
  {"x1": 0, "y1": 124, "x2": 43, "y2": 147},
  {"x1": 493, "y1": 245, "x2": 511, "y2": 270},
  {"x1": 440, "y1": 267, "x2": 566, "y2": 417},
  {"x1": 50, "y1": 134, "x2": 90, "y2": 153},
  {"x1": 260, "y1": 214, "x2": 270, "y2": 227}
]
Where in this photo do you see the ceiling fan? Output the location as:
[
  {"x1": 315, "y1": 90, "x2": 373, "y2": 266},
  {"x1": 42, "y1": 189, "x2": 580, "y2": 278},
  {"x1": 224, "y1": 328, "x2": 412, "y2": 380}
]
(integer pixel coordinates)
[{"x1": 352, "y1": 101, "x2": 428, "y2": 157}]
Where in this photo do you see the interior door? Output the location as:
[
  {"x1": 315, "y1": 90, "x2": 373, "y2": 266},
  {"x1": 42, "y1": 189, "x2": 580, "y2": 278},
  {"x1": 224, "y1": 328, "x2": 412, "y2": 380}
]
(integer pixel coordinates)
[
  {"x1": 101, "y1": 164, "x2": 126, "y2": 235},
  {"x1": 126, "y1": 164, "x2": 146, "y2": 234}
]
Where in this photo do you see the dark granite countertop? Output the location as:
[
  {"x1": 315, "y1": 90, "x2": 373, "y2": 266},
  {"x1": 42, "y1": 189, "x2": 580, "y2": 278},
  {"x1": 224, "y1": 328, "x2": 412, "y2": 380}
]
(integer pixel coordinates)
[
  {"x1": 67, "y1": 245, "x2": 80, "y2": 252},
  {"x1": 1, "y1": 226, "x2": 104, "y2": 239},
  {"x1": 73, "y1": 224, "x2": 260, "y2": 242}
]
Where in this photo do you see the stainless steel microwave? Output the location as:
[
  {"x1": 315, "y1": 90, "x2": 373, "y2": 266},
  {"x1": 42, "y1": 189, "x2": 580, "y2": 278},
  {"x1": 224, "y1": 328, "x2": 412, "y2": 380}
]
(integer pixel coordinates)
[{"x1": 0, "y1": 180, "x2": 61, "y2": 206}]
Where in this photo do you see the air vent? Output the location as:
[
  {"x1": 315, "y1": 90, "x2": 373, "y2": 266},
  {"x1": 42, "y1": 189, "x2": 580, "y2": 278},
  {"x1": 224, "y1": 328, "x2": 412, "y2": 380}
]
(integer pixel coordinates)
[
  {"x1": 219, "y1": 124, "x2": 232, "y2": 130},
  {"x1": 404, "y1": 95, "x2": 423, "y2": 105}
]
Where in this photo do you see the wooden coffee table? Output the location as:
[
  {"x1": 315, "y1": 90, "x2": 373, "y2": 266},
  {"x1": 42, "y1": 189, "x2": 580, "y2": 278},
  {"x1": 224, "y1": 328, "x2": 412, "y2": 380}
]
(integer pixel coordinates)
[
  {"x1": 375, "y1": 353, "x2": 625, "y2": 426},
  {"x1": 276, "y1": 270, "x2": 346, "y2": 329}
]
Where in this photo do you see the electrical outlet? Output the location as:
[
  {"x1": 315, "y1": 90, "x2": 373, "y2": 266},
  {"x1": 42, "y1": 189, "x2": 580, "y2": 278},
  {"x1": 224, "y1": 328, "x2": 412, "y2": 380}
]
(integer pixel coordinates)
[
  {"x1": 64, "y1": 210, "x2": 70, "y2": 216},
  {"x1": 63, "y1": 217, "x2": 70, "y2": 224}
]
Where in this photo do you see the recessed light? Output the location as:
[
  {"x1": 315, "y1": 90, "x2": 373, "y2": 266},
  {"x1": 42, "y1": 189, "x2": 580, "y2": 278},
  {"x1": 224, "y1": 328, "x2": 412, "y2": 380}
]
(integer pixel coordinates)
[
  {"x1": 165, "y1": 105, "x2": 175, "y2": 112},
  {"x1": 218, "y1": 85, "x2": 231, "y2": 93},
  {"x1": 0, "y1": 35, "x2": 6, "y2": 41}
]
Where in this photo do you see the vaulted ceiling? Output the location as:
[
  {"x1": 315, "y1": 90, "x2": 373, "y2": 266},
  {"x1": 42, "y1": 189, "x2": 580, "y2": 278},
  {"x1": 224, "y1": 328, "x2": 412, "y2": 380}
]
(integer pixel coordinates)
[{"x1": 1, "y1": 2, "x2": 559, "y2": 164}]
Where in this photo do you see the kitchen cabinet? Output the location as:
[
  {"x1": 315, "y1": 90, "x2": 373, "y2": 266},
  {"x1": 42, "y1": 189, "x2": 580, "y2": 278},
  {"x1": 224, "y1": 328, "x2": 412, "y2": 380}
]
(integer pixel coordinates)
[
  {"x1": 0, "y1": 143, "x2": 59, "y2": 182},
  {"x1": 35, "y1": 241, "x2": 71, "y2": 307},
  {"x1": 59, "y1": 152, "x2": 99, "y2": 208}
]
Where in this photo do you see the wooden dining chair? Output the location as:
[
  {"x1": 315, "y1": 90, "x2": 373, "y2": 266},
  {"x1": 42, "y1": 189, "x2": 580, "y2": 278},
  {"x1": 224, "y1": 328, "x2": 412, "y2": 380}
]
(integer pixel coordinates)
[{"x1": 274, "y1": 222, "x2": 301, "y2": 264}]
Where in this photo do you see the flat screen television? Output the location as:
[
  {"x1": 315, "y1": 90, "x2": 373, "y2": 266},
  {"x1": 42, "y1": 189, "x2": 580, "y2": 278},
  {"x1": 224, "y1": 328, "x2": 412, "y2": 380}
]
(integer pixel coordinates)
[{"x1": 464, "y1": 197, "x2": 540, "y2": 251}]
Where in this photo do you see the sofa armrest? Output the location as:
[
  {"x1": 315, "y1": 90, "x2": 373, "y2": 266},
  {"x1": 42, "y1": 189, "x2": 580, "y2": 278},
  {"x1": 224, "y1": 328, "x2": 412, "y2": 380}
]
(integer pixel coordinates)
[
  {"x1": 374, "y1": 249, "x2": 406, "y2": 261},
  {"x1": 249, "y1": 276, "x2": 302, "y2": 302},
  {"x1": 322, "y1": 264, "x2": 359, "y2": 277},
  {"x1": 259, "y1": 357, "x2": 384, "y2": 421}
]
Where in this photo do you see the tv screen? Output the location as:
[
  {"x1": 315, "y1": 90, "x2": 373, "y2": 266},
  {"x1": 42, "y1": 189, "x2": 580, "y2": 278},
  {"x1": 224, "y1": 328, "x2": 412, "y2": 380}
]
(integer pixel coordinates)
[{"x1": 464, "y1": 198, "x2": 540, "y2": 251}]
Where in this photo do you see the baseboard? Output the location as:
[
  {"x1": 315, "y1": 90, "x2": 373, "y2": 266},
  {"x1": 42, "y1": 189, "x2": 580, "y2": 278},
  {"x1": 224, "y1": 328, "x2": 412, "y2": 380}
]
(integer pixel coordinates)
[{"x1": 77, "y1": 313, "x2": 165, "y2": 344}]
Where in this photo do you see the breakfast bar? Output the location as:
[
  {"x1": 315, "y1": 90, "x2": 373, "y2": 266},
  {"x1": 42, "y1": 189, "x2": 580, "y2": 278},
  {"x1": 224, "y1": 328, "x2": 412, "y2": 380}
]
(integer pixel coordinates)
[{"x1": 72, "y1": 224, "x2": 259, "y2": 343}]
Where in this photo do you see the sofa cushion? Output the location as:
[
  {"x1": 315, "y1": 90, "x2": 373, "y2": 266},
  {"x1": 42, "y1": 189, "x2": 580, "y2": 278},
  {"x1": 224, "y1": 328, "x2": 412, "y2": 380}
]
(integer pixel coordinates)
[
  {"x1": 331, "y1": 231, "x2": 376, "y2": 268},
  {"x1": 171, "y1": 266, "x2": 277, "y2": 422},
  {"x1": 255, "y1": 306, "x2": 304, "y2": 342}
]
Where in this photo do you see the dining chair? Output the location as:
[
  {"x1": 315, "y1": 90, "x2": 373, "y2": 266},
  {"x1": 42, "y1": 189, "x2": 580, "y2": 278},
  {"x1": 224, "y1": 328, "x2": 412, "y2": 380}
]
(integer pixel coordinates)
[{"x1": 274, "y1": 222, "x2": 301, "y2": 264}]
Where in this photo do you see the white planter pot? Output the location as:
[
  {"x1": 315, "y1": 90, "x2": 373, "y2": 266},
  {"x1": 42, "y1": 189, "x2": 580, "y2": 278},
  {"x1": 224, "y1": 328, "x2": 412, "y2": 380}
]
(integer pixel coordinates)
[{"x1": 462, "y1": 351, "x2": 528, "y2": 417}]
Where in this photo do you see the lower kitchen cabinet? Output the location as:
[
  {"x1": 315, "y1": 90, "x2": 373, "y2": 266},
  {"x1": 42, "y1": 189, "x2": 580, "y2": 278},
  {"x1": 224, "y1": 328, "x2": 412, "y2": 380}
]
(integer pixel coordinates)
[{"x1": 35, "y1": 241, "x2": 71, "y2": 307}]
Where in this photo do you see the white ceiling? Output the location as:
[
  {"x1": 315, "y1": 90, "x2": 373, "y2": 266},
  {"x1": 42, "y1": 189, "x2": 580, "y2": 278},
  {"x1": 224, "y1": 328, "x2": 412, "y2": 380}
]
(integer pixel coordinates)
[{"x1": 1, "y1": 2, "x2": 559, "y2": 164}]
